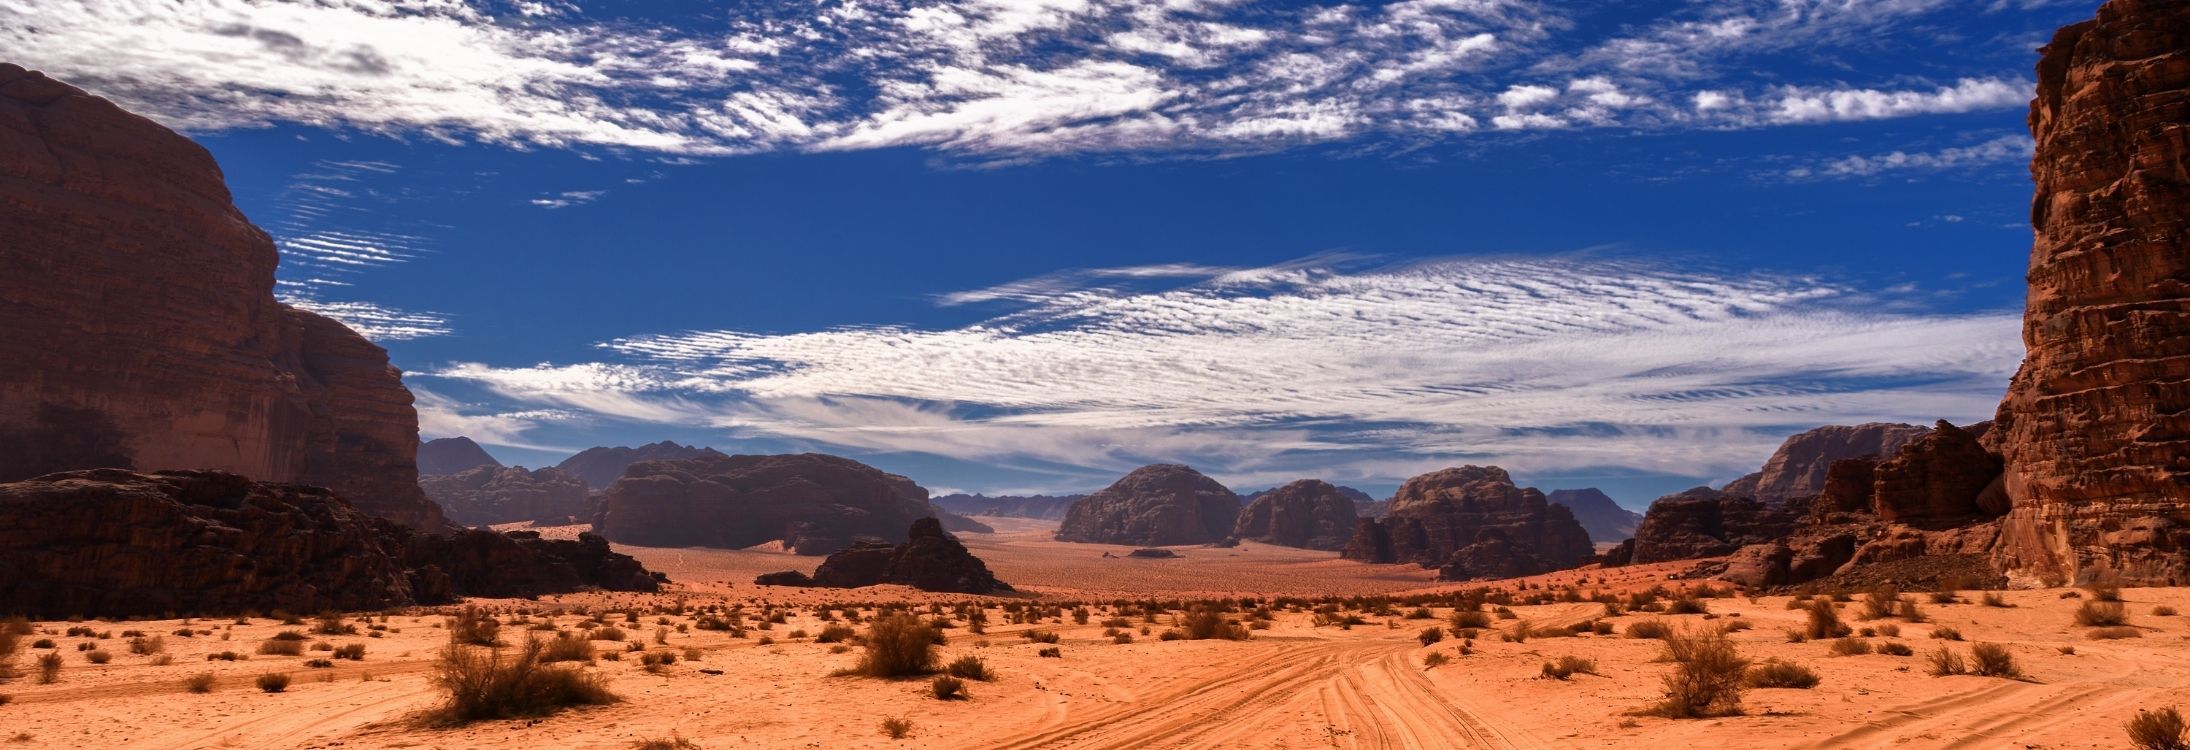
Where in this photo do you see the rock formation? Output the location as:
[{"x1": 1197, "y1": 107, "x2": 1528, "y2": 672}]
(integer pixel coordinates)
[
  {"x1": 1055, "y1": 465, "x2": 1240, "y2": 546},
  {"x1": 555, "y1": 441, "x2": 722, "y2": 490},
  {"x1": 1340, "y1": 466, "x2": 1594, "y2": 580},
  {"x1": 1606, "y1": 488, "x2": 1807, "y2": 566},
  {"x1": 421, "y1": 465, "x2": 591, "y2": 527},
  {"x1": 756, "y1": 518, "x2": 1011, "y2": 594},
  {"x1": 1720, "y1": 423, "x2": 1930, "y2": 503},
  {"x1": 1231, "y1": 479, "x2": 1358, "y2": 550},
  {"x1": 1546, "y1": 488, "x2": 1643, "y2": 543},
  {"x1": 1872, "y1": 421, "x2": 2006, "y2": 524},
  {"x1": 418, "y1": 437, "x2": 502, "y2": 476},
  {"x1": 930, "y1": 493, "x2": 1083, "y2": 521},
  {"x1": 1992, "y1": 0, "x2": 2190, "y2": 587},
  {"x1": 597, "y1": 453, "x2": 939, "y2": 554},
  {"x1": 0, "y1": 470, "x2": 658, "y2": 617},
  {"x1": 0, "y1": 64, "x2": 445, "y2": 528}
]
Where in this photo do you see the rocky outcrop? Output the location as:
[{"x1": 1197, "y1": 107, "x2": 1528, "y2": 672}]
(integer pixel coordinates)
[
  {"x1": 1620, "y1": 488, "x2": 1807, "y2": 565},
  {"x1": 761, "y1": 518, "x2": 1011, "y2": 594},
  {"x1": 1231, "y1": 479, "x2": 1358, "y2": 550},
  {"x1": 1721, "y1": 423, "x2": 1930, "y2": 503},
  {"x1": 930, "y1": 493, "x2": 1083, "y2": 521},
  {"x1": 1873, "y1": 421, "x2": 2005, "y2": 524},
  {"x1": 1547, "y1": 488, "x2": 1643, "y2": 543},
  {"x1": 598, "y1": 453, "x2": 938, "y2": 555},
  {"x1": 1340, "y1": 466, "x2": 1593, "y2": 580},
  {"x1": 421, "y1": 465, "x2": 591, "y2": 527},
  {"x1": 1992, "y1": 0, "x2": 2190, "y2": 587},
  {"x1": 419, "y1": 437, "x2": 502, "y2": 476},
  {"x1": 0, "y1": 469, "x2": 659, "y2": 617},
  {"x1": 555, "y1": 441, "x2": 722, "y2": 490},
  {"x1": 1056, "y1": 465, "x2": 1240, "y2": 546},
  {"x1": 0, "y1": 65, "x2": 445, "y2": 529}
]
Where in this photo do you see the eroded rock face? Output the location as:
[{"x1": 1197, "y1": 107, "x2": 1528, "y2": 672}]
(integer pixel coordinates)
[
  {"x1": 788, "y1": 518, "x2": 1011, "y2": 594},
  {"x1": 1056, "y1": 465, "x2": 1240, "y2": 546},
  {"x1": 555, "y1": 441, "x2": 722, "y2": 490},
  {"x1": 930, "y1": 493, "x2": 1083, "y2": 521},
  {"x1": 1873, "y1": 421, "x2": 2005, "y2": 524},
  {"x1": 1621, "y1": 488, "x2": 1806, "y2": 565},
  {"x1": 1993, "y1": 0, "x2": 2190, "y2": 586},
  {"x1": 1547, "y1": 488, "x2": 1643, "y2": 543},
  {"x1": 0, "y1": 470, "x2": 659, "y2": 617},
  {"x1": 0, "y1": 64, "x2": 444, "y2": 529},
  {"x1": 1340, "y1": 466, "x2": 1593, "y2": 580},
  {"x1": 598, "y1": 453, "x2": 937, "y2": 555},
  {"x1": 421, "y1": 465, "x2": 591, "y2": 527},
  {"x1": 419, "y1": 437, "x2": 502, "y2": 476},
  {"x1": 1721, "y1": 423, "x2": 1929, "y2": 503},
  {"x1": 1231, "y1": 479, "x2": 1358, "y2": 550}
]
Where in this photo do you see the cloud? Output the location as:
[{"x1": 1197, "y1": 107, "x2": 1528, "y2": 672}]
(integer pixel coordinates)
[
  {"x1": 5, "y1": 0, "x2": 2047, "y2": 160},
  {"x1": 283, "y1": 299, "x2": 452, "y2": 341},
  {"x1": 411, "y1": 387, "x2": 576, "y2": 452},
  {"x1": 1788, "y1": 134, "x2": 2034, "y2": 179},
  {"x1": 529, "y1": 190, "x2": 607, "y2": 209},
  {"x1": 426, "y1": 256, "x2": 2023, "y2": 484}
]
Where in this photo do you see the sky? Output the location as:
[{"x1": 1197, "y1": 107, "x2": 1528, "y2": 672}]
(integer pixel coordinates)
[{"x1": 5, "y1": 0, "x2": 2096, "y2": 508}]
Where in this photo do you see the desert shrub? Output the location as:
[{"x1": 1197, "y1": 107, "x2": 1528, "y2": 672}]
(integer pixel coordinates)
[
  {"x1": 1037, "y1": 647, "x2": 1061, "y2": 658},
  {"x1": 1980, "y1": 592, "x2": 2011, "y2": 607},
  {"x1": 591, "y1": 626, "x2": 626, "y2": 642},
  {"x1": 305, "y1": 658, "x2": 334, "y2": 668},
  {"x1": 332, "y1": 643, "x2": 366, "y2": 661},
  {"x1": 1423, "y1": 652, "x2": 1450, "y2": 668},
  {"x1": 1806, "y1": 599, "x2": 1849, "y2": 640},
  {"x1": 1862, "y1": 587, "x2": 1901, "y2": 620},
  {"x1": 945, "y1": 655, "x2": 991, "y2": 681},
  {"x1": 256, "y1": 672, "x2": 290, "y2": 693},
  {"x1": 630, "y1": 736, "x2": 702, "y2": 750},
  {"x1": 1928, "y1": 591, "x2": 1959, "y2": 605},
  {"x1": 816, "y1": 624, "x2": 856, "y2": 644},
  {"x1": 1667, "y1": 597, "x2": 1708, "y2": 615},
  {"x1": 1876, "y1": 623, "x2": 1901, "y2": 638},
  {"x1": 2089, "y1": 627, "x2": 2144, "y2": 640},
  {"x1": 1418, "y1": 627, "x2": 1444, "y2": 646},
  {"x1": 1879, "y1": 642, "x2": 1914, "y2": 656},
  {"x1": 929, "y1": 675, "x2": 967, "y2": 700},
  {"x1": 2088, "y1": 582, "x2": 2124, "y2": 602},
  {"x1": 881, "y1": 717, "x2": 912, "y2": 739},
  {"x1": 1022, "y1": 630, "x2": 1061, "y2": 644},
  {"x1": 128, "y1": 636, "x2": 164, "y2": 656},
  {"x1": 184, "y1": 672, "x2": 216, "y2": 693},
  {"x1": 1970, "y1": 643, "x2": 2021, "y2": 678},
  {"x1": 1111, "y1": 633, "x2": 1132, "y2": 645},
  {"x1": 36, "y1": 652, "x2": 61, "y2": 684},
  {"x1": 1539, "y1": 656, "x2": 1597, "y2": 680},
  {"x1": 1927, "y1": 648, "x2": 1969, "y2": 676},
  {"x1": 1181, "y1": 609, "x2": 1250, "y2": 641},
  {"x1": 429, "y1": 637, "x2": 619, "y2": 724},
  {"x1": 257, "y1": 638, "x2": 304, "y2": 656},
  {"x1": 85, "y1": 649, "x2": 112, "y2": 664},
  {"x1": 540, "y1": 633, "x2": 594, "y2": 663},
  {"x1": 449, "y1": 606, "x2": 503, "y2": 647},
  {"x1": 1827, "y1": 638, "x2": 1873, "y2": 657},
  {"x1": 2127, "y1": 707, "x2": 2188, "y2": 750},
  {"x1": 1930, "y1": 627, "x2": 1963, "y2": 641},
  {"x1": 1644, "y1": 632, "x2": 1748, "y2": 718},
  {"x1": 312, "y1": 614, "x2": 357, "y2": 636},
  {"x1": 2077, "y1": 601, "x2": 2129, "y2": 627},
  {"x1": 1625, "y1": 620, "x2": 1674, "y2": 640},
  {"x1": 2156, "y1": 606, "x2": 2180, "y2": 617},
  {"x1": 855, "y1": 614, "x2": 937, "y2": 678},
  {"x1": 1744, "y1": 659, "x2": 1820, "y2": 688},
  {"x1": 1449, "y1": 610, "x2": 1491, "y2": 632}
]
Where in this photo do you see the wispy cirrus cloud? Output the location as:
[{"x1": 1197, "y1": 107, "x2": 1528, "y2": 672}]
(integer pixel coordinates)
[
  {"x1": 5, "y1": 0, "x2": 2052, "y2": 160},
  {"x1": 1788, "y1": 134, "x2": 2035, "y2": 179},
  {"x1": 424, "y1": 256, "x2": 2022, "y2": 486}
]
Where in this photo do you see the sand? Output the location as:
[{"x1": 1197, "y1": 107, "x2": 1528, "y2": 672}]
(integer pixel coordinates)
[{"x1": 2, "y1": 523, "x2": 2186, "y2": 749}]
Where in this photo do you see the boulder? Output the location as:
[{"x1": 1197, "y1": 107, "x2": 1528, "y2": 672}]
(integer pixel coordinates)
[
  {"x1": 1340, "y1": 466, "x2": 1593, "y2": 580},
  {"x1": 421, "y1": 465, "x2": 590, "y2": 527},
  {"x1": 418, "y1": 437, "x2": 503, "y2": 476},
  {"x1": 597, "y1": 453, "x2": 938, "y2": 555},
  {"x1": 794, "y1": 518, "x2": 1011, "y2": 594},
  {"x1": 1721, "y1": 423, "x2": 1930, "y2": 503},
  {"x1": 1993, "y1": 0, "x2": 2190, "y2": 586},
  {"x1": 1056, "y1": 465, "x2": 1240, "y2": 546},
  {"x1": 398, "y1": 528, "x2": 664, "y2": 600},
  {"x1": 0, "y1": 64, "x2": 444, "y2": 529},
  {"x1": 1231, "y1": 479, "x2": 1358, "y2": 550}
]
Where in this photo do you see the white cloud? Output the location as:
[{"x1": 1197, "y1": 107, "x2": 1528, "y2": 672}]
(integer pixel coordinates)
[
  {"x1": 1793, "y1": 134, "x2": 2035, "y2": 178},
  {"x1": 427, "y1": 256, "x2": 2022, "y2": 483},
  {"x1": 282, "y1": 298, "x2": 452, "y2": 341},
  {"x1": 1768, "y1": 78, "x2": 2030, "y2": 124},
  {"x1": 529, "y1": 190, "x2": 607, "y2": 209}
]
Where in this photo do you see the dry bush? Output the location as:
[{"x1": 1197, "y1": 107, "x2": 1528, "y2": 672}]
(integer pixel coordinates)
[
  {"x1": 84, "y1": 649, "x2": 112, "y2": 665},
  {"x1": 332, "y1": 643, "x2": 366, "y2": 661},
  {"x1": 1970, "y1": 643, "x2": 2022, "y2": 678},
  {"x1": 449, "y1": 606, "x2": 503, "y2": 647},
  {"x1": 2156, "y1": 606, "x2": 2180, "y2": 617},
  {"x1": 256, "y1": 672, "x2": 290, "y2": 693},
  {"x1": 2087, "y1": 582, "x2": 2124, "y2": 602},
  {"x1": 945, "y1": 655, "x2": 991, "y2": 681},
  {"x1": 1879, "y1": 642, "x2": 1914, "y2": 656},
  {"x1": 128, "y1": 636, "x2": 164, "y2": 656},
  {"x1": 631, "y1": 736, "x2": 702, "y2": 750},
  {"x1": 1625, "y1": 620, "x2": 1674, "y2": 640},
  {"x1": 1037, "y1": 647, "x2": 1061, "y2": 658},
  {"x1": 2089, "y1": 627, "x2": 2144, "y2": 640},
  {"x1": 1181, "y1": 609, "x2": 1250, "y2": 641},
  {"x1": 855, "y1": 614, "x2": 937, "y2": 678},
  {"x1": 1744, "y1": 659, "x2": 1820, "y2": 689},
  {"x1": 1806, "y1": 599, "x2": 1849, "y2": 640},
  {"x1": 540, "y1": 633, "x2": 595, "y2": 663},
  {"x1": 184, "y1": 672, "x2": 216, "y2": 693},
  {"x1": 2128, "y1": 707, "x2": 2188, "y2": 750},
  {"x1": 1539, "y1": 656, "x2": 1597, "y2": 680},
  {"x1": 881, "y1": 717, "x2": 912, "y2": 739},
  {"x1": 1930, "y1": 627, "x2": 1963, "y2": 641},
  {"x1": 929, "y1": 674, "x2": 967, "y2": 700},
  {"x1": 1862, "y1": 587, "x2": 1901, "y2": 619},
  {"x1": 257, "y1": 638, "x2": 304, "y2": 656},
  {"x1": 1927, "y1": 648, "x2": 1969, "y2": 676},
  {"x1": 1449, "y1": 609, "x2": 1492, "y2": 632},
  {"x1": 1643, "y1": 632, "x2": 1748, "y2": 718},
  {"x1": 1981, "y1": 592, "x2": 2012, "y2": 608},
  {"x1": 1423, "y1": 652, "x2": 1450, "y2": 668},
  {"x1": 2077, "y1": 601, "x2": 2129, "y2": 627},
  {"x1": 1418, "y1": 627, "x2": 1444, "y2": 646},
  {"x1": 35, "y1": 653, "x2": 60, "y2": 684},
  {"x1": 1827, "y1": 637, "x2": 1873, "y2": 657},
  {"x1": 429, "y1": 637, "x2": 618, "y2": 724},
  {"x1": 815, "y1": 624, "x2": 856, "y2": 644},
  {"x1": 590, "y1": 626, "x2": 627, "y2": 642}
]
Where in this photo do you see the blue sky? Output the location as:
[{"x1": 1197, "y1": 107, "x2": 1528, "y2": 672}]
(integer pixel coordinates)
[{"x1": 9, "y1": 0, "x2": 2095, "y2": 507}]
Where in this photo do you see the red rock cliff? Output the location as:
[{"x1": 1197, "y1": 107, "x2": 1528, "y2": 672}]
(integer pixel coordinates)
[
  {"x1": 1993, "y1": 0, "x2": 2190, "y2": 586},
  {"x1": 0, "y1": 63, "x2": 446, "y2": 528}
]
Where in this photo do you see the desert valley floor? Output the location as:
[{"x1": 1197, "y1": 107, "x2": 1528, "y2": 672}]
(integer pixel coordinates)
[{"x1": 1, "y1": 518, "x2": 2184, "y2": 750}]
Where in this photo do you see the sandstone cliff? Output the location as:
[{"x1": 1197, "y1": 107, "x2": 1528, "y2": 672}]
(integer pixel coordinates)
[
  {"x1": 1721, "y1": 423, "x2": 1930, "y2": 503},
  {"x1": 597, "y1": 453, "x2": 939, "y2": 554},
  {"x1": 1341, "y1": 466, "x2": 1593, "y2": 580},
  {"x1": 758, "y1": 518, "x2": 1011, "y2": 595},
  {"x1": 555, "y1": 441, "x2": 722, "y2": 489},
  {"x1": 1993, "y1": 0, "x2": 2190, "y2": 587},
  {"x1": 1055, "y1": 464, "x2": 1240, "y2": 546},
  {"x1": 1231, "y1": 479, "x2": 1358, "y2": 550},
  {"x1": 0, "y1": 64, "x2": 444, "y2": 529},
  {"x1": 421, "y1": 465, "x2": 591, "y2": 527}
]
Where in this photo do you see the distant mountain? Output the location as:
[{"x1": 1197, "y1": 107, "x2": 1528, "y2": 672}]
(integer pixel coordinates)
[
  {"x1": 1355, "y1": 500, "x2": 1392, "y2": 519},
  {"x1": 930, "y1": 493, "x2": 1085, "y2": 521},
  {"x1": 418, "y1": 436, "x2": 502, "y2": 476},
  {"x1": 1241, "y1": 483, "x2": 1374, "y2": 506},
  {"x1": 556, "y1": 441, "x2": 724, "y2": 489},
  {"x1": 1546, "y1": 488, "x2": 1643, "y2": 543}
]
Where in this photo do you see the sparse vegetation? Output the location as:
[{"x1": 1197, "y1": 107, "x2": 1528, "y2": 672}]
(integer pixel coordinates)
[
  {"x1": 1928, "y1": 647, "x2": 1969, "y2": 676},
  {"x1": 2077, "y1": 601, "x2": 2130, "y2": 627},
  {"x1": 256, "y1": 672, "x2": 290, "y2": 693},
  {"x1": 185, "y1": 672, "x2": 216, "y2": 693},
  {"x1": 35, "y1": 652, "x2": 60, "y2": 684},
  {"x1": 855, "y1": 614, "x2": 938, "y2": 678},
  {"x1": 881, "y1": 717, "x2": 912, "y2": 739},
  {"x1": 1827, "y1": 637, "x2": 1872, "y2": 656},
  {"x1": 630, "y1": 736, "x2": 703, "y2": 750},
  {"x1": 2089, "y1": 626, "x2": 2144, "y2": 640},
  {"x1": 1806, "y1": 599, "x2": 1849, "y2": 640},
  {"x1": 1643, "y1": 632, "x2": 1748, "y2": 718},
  {"x1": 1624, "y1": 620, "x2": 1674, "y2": 640},
  {"x1": 1539, "y1": 656, "x2": 1597, "y2": 680},
  {"x1": 428, "y1": 636, "x2": 619, "y2": 724},
  {"x1": 1744, "y1": 659, "x2": 1821, "y2": 689},
  {"x1": 945, "y1": 655, "x2": 992, "y2": 681},
  {"x1": 1423, "y1": 652, "x2": 1450, "y2": 668},
  {"x1": 929, "y1": 674, "x2": 967, "y2": 700},
  {"x1": 2127, "y1": 707, "x2": 2188, "y2": 750},
  {"x1": 1970, "y1": 643, "x2": 2022, "y2": 678}
]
